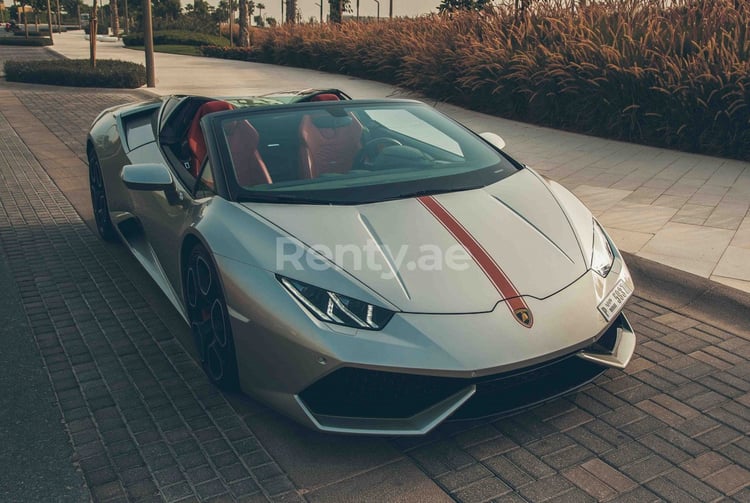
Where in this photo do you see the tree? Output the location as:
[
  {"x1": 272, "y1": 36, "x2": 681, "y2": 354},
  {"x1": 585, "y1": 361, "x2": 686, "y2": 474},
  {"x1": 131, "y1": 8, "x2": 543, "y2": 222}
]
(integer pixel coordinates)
[
  {"x1": 28, "y1": 0, "x2": 44, "y2": 30},
  {"x1": 327, "y1": 0, "x2": 349, "y2": 23},
  {"x1": 45, "y1": 0, "x2": 52, "y2": 41},
  {"x1": 55, "y1": 0, "x2": 61, "y2": 31},
  {"x1": 437, "y1": 0, "x2": 491, "y2": 13},
  {"x1": 110, "y1": 0, "x2": 119, "y2": 36},
  {"x1": 212, "y1": 0, "x2": 228, "y2": 23},
  {"x1": 228, "y1": 0, "x2": 233, "y2": 45},
  {"x1": 284, "y1": 0, "x2": 294, "y2": 23},
  {"x1": 153, "y1": 0, "x2": 179, "y2": 21},
  {"x1": 256, "y1": 1, "x2": 263, "y2": 18},
  {"x1": 60, "y1": 0, "x2": 81, "y2": 23},
  {"x1": 238, "y1": 0, "x2": 252, "y2": 46},
  {"x1": 192, "y1": 0, "x2": 209, "y2": 16}
]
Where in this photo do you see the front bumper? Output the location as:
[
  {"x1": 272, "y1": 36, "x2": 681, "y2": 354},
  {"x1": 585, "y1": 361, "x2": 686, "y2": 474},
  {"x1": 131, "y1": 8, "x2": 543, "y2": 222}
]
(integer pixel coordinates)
[
  {"x1": 219, "y1": 254, "x2": 635, "y2": 435},
  {"x1": 295, "y1": 312, "x2": 634, "y2": 435}
]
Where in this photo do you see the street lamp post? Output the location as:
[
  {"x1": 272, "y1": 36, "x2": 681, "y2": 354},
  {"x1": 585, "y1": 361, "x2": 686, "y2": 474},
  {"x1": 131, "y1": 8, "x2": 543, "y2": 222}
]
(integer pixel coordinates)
[
  {"x1": 314, "y1": 1, "x2": 321, "y2": 22},
  {"x1": 356, "y1": 0, "x2": 359, "y2": 20},
  {"x1": 373, "y1": 0, "x2": 379, "y2": 20},
  {"x1": 389, "y1": 0, "x2": 392, "y2": 18}
]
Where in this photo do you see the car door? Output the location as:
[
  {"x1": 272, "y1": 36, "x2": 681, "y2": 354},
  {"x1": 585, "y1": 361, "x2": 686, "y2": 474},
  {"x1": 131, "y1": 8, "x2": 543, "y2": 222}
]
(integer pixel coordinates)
[{"x1": 125, "y1": 114, "x2": 222, "y2": 311}]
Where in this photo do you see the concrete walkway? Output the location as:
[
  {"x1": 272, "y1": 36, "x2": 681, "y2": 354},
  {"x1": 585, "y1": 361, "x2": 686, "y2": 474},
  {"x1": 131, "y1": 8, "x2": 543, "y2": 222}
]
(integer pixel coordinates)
[{"x1": 49, "y1": 31, "x2": 750, "y2": 293}]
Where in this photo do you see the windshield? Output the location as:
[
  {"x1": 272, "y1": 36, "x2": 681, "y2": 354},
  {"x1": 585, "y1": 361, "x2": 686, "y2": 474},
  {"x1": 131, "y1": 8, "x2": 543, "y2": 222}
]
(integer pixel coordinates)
[{"x1": 215, "y1": 101, "x2": 520, "y2": 204}]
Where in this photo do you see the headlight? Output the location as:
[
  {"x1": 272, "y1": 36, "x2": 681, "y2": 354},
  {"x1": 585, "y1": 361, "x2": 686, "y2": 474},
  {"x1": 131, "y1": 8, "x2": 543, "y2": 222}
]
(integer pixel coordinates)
[
  {"x1": 591, "y1": 220, "x2": 615, "y2": 277},
  {"x1": 278, "y1": 276, "x2": 394, "y2": 330}
]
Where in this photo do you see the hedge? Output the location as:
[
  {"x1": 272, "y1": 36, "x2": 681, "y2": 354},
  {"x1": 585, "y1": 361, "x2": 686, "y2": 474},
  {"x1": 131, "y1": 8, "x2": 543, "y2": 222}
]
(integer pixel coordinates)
[
  {"x1": 84, "y1": 23, "x2": 109, "y2": 35},
  {"x1": 4, "y1": 59, "x2": 146, "y2": 88},
  {"x1": 122, "y1": 30, "x2": 228, "y2": 48},
  {"x1": 0, "y1": 37, "x2": 53, "y2": 46},
  {"x1": 38, "y1": 26, "x2": 67, "y2": 33},
  {"x1": 201, "y1": 1, "x2": 750, "y2": 161}
]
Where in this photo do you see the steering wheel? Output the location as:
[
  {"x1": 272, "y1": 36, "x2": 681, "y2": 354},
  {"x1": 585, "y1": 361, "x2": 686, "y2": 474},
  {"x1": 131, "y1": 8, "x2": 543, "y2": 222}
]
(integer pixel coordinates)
[{"x1": 354, "y1": 137, "x2": 403, "y2": 168}]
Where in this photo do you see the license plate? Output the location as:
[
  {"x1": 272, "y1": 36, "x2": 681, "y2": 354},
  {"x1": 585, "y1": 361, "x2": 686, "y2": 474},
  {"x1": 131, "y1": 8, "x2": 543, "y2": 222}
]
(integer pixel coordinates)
[{"x1": 598, "y1": 280, "x2": 632, "y2": 321}]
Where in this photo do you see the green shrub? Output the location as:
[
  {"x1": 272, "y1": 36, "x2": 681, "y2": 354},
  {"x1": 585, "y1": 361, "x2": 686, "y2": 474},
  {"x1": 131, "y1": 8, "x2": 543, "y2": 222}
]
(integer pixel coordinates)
[
  {"x1": 4, "y1": 59, "x2": 146, "y2": 88},
  {"x1": 152, "y1": 15, "x2": 221, "y2": 36},
  {"x1": 200, "y1": 45, "x2": 257, "y2": 61},
  {"x1": 123, "y1": 30, "x2": 228, "y2": 48},
  {"x1": 84, "y1": 23, "x2": 109, "y2": 35},
  {"x1": 0, "y1": 37, "x2": 53, "y2": 46},
  {"x1": 38, "y1": 26, "x2": 67, "y2": 33},
  {"x1": 13, "y1": 27, "x2": 66, "y2": 35}
]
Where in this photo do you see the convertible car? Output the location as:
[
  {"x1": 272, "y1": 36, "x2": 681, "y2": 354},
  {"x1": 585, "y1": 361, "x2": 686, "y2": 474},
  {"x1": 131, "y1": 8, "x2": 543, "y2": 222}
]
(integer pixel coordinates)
[{"x1": 87, "y1": 88, "x2": 635, "y2": 435}]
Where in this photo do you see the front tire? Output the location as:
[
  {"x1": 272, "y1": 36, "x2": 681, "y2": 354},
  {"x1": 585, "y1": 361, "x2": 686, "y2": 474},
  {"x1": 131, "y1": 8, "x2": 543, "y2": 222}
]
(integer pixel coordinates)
[
  {"x1": 184, "y1": 244, "x2": 240, "y2": 391},
  {"x1": 88, "y1": 148, "x2": 117, "y2": 242}
]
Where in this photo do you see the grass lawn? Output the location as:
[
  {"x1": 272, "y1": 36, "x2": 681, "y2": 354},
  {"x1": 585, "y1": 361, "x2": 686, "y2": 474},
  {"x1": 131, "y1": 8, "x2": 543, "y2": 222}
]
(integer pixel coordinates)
[{"x1": 125, "y1": 45, "x2": 204, "y2": 57}]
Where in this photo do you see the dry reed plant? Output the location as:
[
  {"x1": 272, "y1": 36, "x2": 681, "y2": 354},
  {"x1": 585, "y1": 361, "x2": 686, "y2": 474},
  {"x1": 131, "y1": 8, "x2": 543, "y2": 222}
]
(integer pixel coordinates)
[{"x1": 203, "y1": 0, "x2": 750, "y2": 159}]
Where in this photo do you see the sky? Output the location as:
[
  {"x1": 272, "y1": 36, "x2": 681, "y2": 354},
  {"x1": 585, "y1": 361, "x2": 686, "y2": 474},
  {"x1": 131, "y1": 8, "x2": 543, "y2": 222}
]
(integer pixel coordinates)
[{"x1": 246, "y1": 0, "x2": 438, "y2": 22}]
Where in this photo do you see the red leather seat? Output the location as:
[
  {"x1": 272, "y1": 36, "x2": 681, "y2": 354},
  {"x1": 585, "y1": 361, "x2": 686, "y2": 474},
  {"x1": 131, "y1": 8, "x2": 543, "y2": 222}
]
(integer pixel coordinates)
[
  {"x1": 187, "y1": 100, "x2": 235, "y2": 176},
  {"x1": 223, "y1": 120, "x2": 272, "y2": 186},
  {"x1": 298, "y1": 113, "x2": 363, "y2": 179},
  {"x1": 310, "y1": 93, "x2": 340, "y2": 102}
]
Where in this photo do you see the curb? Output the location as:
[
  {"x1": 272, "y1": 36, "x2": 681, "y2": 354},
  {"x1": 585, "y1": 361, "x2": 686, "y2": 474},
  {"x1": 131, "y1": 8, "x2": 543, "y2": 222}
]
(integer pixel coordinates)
[{"x1": 624, "y1": 251, "x2": 750, "y2": 339}]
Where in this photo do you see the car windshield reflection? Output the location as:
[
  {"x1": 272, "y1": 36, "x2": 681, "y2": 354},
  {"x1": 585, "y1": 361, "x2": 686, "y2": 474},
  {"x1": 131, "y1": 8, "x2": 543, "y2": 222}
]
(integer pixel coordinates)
[{"x1": 213, "y1": 101, "x2": 520, "y2": 204}]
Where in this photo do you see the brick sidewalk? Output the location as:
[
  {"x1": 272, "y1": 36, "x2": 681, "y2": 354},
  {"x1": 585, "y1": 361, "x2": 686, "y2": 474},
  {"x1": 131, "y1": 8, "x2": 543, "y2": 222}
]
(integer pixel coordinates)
[
  {"x1": 0, "y1": 91, "x2": 297, "y2": 502},
  {"x1": 0, "y1": 81, "x2": 749, "y2": 502},
  {"x1": 394, "y1": 298, "x2": 750, "y2": 502}
]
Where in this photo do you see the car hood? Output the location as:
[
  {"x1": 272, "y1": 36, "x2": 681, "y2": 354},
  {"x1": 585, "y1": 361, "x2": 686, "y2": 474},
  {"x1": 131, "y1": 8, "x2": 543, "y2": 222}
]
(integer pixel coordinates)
[{"x1": 244, "y1": 169, "x2": 587, "y2": 313}]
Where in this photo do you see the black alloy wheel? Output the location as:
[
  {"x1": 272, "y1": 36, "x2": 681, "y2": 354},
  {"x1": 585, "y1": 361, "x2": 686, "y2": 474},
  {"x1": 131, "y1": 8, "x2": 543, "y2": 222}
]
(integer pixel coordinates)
[
  {"x1": 184, "y1": 244, "x2": 240, "y2": 391},
  {"x1": 88, "y1": 148, "x2": 118, "y2": 242}
]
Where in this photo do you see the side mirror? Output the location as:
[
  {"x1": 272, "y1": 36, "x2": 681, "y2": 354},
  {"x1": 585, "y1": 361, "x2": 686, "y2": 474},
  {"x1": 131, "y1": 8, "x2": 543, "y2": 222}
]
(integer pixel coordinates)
[
  {"x1": 479, "y1": 132, "x2": 506, "y2": 151},
  {"x1": 121, "y1": 163, "x2": 174, "y2": 191}
]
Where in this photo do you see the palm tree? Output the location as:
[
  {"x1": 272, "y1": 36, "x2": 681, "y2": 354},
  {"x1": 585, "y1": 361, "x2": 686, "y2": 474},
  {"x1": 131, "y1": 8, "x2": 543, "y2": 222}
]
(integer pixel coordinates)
[
  {"x1": 238, "y1": 0, "x2": 250, "y2": 46},
  {"x1": 256, "y1": 1, "x2": 263, "y2": 19},
  {"x1": 328, "y1": 0, "x2": 349, "y2": 23},
  {"x1": 109, "y1": 0, "x2": 118, "y2": 37},
  {"x1": 228, "y1": 0, "x2": 233, "y2": 46},
  {"x1": 285, "y1": 0, "x2": 294, "y2": 23}
]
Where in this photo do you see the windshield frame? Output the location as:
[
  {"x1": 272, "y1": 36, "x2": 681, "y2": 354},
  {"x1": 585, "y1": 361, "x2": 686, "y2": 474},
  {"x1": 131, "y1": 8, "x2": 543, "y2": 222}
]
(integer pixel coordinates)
[{"x1": 205, "y1": 99, "x2": 524, "y2": 205}]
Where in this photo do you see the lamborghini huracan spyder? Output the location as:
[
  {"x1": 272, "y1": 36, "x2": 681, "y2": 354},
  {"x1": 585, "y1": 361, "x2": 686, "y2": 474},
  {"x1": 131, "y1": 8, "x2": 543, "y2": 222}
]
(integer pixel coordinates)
[{"x1": 87, "y1": 88, "x2": 635, "y2": 435}]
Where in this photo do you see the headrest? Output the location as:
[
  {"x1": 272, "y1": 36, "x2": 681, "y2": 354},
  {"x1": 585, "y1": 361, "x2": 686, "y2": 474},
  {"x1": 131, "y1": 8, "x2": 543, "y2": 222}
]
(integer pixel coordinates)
[
  {"x1": 310, "y1": 115, "x2": 353, "y2": 129},
  {"x1": 311, "y1": 93, "x2": 341, "y2": 102},
  {"x1": 196, "y1": 100, "x2": 235, "y2": 120}
]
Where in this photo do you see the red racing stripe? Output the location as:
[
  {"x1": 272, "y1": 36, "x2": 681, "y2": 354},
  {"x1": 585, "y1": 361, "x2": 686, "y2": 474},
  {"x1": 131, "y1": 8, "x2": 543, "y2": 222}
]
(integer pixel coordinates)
[{"x1": 418, "y1": 195, "x2": 534, "y2": 328}]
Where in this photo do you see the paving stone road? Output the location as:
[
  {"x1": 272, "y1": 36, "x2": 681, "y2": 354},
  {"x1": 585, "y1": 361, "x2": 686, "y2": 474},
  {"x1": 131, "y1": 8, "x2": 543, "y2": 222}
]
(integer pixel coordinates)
[
  {"x1": 0, "y1": 89, "x2": 297, "y2": 502},
  {"x1": 1, "y1": 82, "x2": 750, "y2": 502}
]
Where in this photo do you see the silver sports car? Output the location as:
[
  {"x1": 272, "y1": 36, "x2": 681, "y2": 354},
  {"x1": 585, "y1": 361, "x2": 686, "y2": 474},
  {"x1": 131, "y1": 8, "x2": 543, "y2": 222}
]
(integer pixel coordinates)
[{"x1": 88, "y1": 88, "x2": 635, "y2": 435}]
